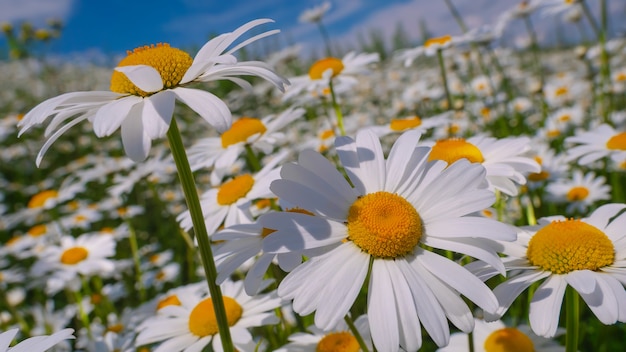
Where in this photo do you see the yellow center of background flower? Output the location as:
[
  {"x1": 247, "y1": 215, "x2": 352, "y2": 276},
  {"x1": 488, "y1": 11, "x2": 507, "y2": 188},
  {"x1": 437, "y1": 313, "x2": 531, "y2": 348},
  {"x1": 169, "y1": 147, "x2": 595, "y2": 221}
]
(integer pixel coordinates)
[
  {"x1": 566, "y1": 186, "x2": 589, "y2": 201},
  {"x1": 27, "y1": 224, "x2": 47, "y2": 237},
  {"x1": 527, "y1": 219, "x2": 614, "y2": 274},
  {"x1": 428, "y1": 138, "x2": 485, "y2": 164},
  {"x1": 554, "y1": 86, "x2": 569, "y2": 97},
  {"x1": 606, "y1": 132, "x2": 626, "y2": 150},
  {"x1": 347, "y1": 192, "x2": 422, "y2": 258},
  {"x1": 188, "y1": 296, "x2": 242, "y2": 337},
  {"x1": 156, "y1": 295, "x2": 182, "y2": 311},
  {"x1": 309, "y1": 57, "x2": 344, "y2": 80},
  {"x1": 390, "y1": 116, "x2": 422, "y2": 131},
  {"x1": 60, "y1": 246, "x2": 89, "y2": 265},
  {"x1": 110, "y1": 43, "x2": 193, "y2": 97},
  {"x1": 483, "y1": 328, "x2": 534, "y2": 352},
  {"x1": 217, "y1": 174, "x2": 255, "y2": 205},
  {"x1": 425, "y1": 35, "x2": 452, "y2": 48},
  {"x1": 316, "y1": 331, "x2": 360, "y2": 352},
  {"x1": 28, "y1": 190, "x2": 58, "y2": 208},
  {"x1": 221, "y1": 117, "x2": 267, "y2": 148}
]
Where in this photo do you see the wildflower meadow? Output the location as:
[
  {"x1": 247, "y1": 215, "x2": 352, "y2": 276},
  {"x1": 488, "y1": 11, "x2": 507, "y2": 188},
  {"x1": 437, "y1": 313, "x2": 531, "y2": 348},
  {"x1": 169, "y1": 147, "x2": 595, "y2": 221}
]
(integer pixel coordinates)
[{"x1": 2, "y1": 1, "x2": 626, "y2": 351}]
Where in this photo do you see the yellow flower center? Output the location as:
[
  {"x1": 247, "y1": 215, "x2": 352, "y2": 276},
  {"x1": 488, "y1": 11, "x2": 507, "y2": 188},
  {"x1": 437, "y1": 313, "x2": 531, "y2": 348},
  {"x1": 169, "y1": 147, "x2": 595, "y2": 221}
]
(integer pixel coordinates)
[
  {"x1": 547, "y1": 129, "x2": 561, "y2": 138},
  {"x1": 27, "y1": 190, "x2": 58, "y2": 208},
  {"x1": 483, "y1": 328, "x2": 534, "y2": 352},
  {"x1": 188, "y1": 296, "x2": 242, "y2": 337},
  {"x1": 390, "y1": 116, "x2": 422, "y2": 131},
  {"x1": 558, "y1": 113, "x2": 571, "y2": 122},
  {"x1": 527, "y1": 219, "x2": 614, "y2": 274},
  {"x1": 428, "y1": 138, "x2": 485, "y2": 164},
  {"x1": 425, "y1": 35, "x2": 452, "y2": 48},
  {"x1": 606, "y1": 132, "x2": 626, "y2": 150},
  {"x1": 554, "y1": 86, "x2": 569, "y2": 97},
  {"x1": 566, "y1": 186, "x2": 589, "y2": 201},
  {"x1": 616, "y1": 73, "x2": 626, "y2": 82},
  {"x1": 107, "y1": 324, "x2": 124, "y2": 333},
  {"x1": 217, "y1": 174, "x2": 255, "y2": 205},
  {"x1": 316, "y1": 331, "x2": 360, "y2": 352},
  {"x1": 309, "y1": 57, "x2": 344, "y2": 80},
  {"x1": 27, "y1": 224, "x2": 47, "y2": 237},
  {"x1": 110, "y1": 43, "x2": 193, "y2": 97},
  {"x1": 60, "y1": 246, "x2": 89, "y2": 265},
  {"x1": 221, "y1": 117, "x2": 267, "y2": 148},
  {"x1": 319, "y1": 129, "x2": 335, "y2": 140},
  {"x1": 156, "y1": 294, "x2": 182, "y2": 311},
  {"x1": 347, "y1": 192, "x2": 422, "y2": 258},
  {"x1": 528, "y1": 170, "x2": 550, "y2": 182}
]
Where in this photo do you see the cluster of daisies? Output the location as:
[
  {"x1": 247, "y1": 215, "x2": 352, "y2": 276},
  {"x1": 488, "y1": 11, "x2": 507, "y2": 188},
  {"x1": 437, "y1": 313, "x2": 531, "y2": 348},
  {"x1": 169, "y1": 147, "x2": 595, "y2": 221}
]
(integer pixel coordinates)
[{"x1": 2, "y1": 1, "x2": 626, "y2": 351}]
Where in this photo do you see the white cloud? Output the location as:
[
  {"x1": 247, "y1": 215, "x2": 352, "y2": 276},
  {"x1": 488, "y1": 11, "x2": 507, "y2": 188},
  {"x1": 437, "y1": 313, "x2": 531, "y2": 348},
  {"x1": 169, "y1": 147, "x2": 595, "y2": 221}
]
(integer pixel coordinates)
[{"x1": 0, "y1": 0, "x2": 74, "y2": 24}]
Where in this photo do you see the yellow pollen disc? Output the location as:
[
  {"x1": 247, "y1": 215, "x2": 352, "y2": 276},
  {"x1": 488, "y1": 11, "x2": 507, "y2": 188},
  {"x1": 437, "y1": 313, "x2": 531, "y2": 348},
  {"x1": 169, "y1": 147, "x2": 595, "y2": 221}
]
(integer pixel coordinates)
[
  {"x1": 117, "y1": 207, "x2": 128, "y2": 216},
  {"x1": 255, "y1": 198, "x2": 273, "y2": 209},
  {"x1": 60, "y1": 246, "x2": 89, "y2": 265},
  {"x1": 554, "y1": 86, "x2": 569, "y2": 97},
  {"x1": 100, "y1": 227, "x2": 115, "y2": 234},
  {"x1": 91, "y1": 293, "x2": 102, "y2": 304},
  {"x1": 27, "y1": 224, "x2": 47, "y2": 237},
  {"x1": 527, "y1": 219, "x2": 615, "y2": 274},
  {"x1": 566, "y1": 186, "x2": 589, "y2": 201},
  {"x1": 156, "y1": 271, "x2": 166, "y2": 280},
  {"x1": 221, "y1": 117, "x2": 267, "y2": 148},
  {"x1": 424, "y1": 35, "x2": 452, "y2": 48},
  {"x1": 447, "y1": 124, "x2": 460, "y2": 135},
  {"x1": 528, "y1": 170, "x2": 550, "y2": 182},
  {"x1": 347, "y1": 192, "x2": 422, "y2": 258},
  {"x1": 483, "y1": 328, "x2": 534, "y2": 352},
  {"x1": 27, "y1": 190, "x2": 58, "y2": 208},
  {"x1": 319, "y1": 129, "x2": 335, "y2": 140},
  {"x1": 547, "y1": 129, "x2": 561, "y2": 138},
  {"x1": 6, "y1": 237, "x2": 20, "y2": 246},
  {"x1": 616, "y1": 73, "x2": 626, "y2": 82},
  {"x1": 217, "y1": 174, "x2": 255, "y2": 206},
  {"x1": 390, "y1": 116, "x2": 422, "y2": 131},
  {"x1": 107, "y1": 324, "x2": 124, "y2": 333},
  {"x1": 188, "y1": 296, "x2": 242, "y2": 337},
  {"x1": 558, "y1": 114, "x2": 571, "y2": 122},
  {"x1": 606, "y1": 132, "x2": 626, "y2": 150},
  {"x1": 110, "y1": 43, "x2": 193, "y2": 97},
  {"x1": 74, "y1": 214, "x2": 87, "y2": 222},
  {"x1": 156, "y1": 295, "x2": 182, "y2": 311},
  {"x1": 316, "y1": 331, "x2": 360, "y2": 352},
  {"x1": 309, "y1": 57, "x2": 344, "y2": 80},
  {"x1": 286, "y1": 207, "x2": 315, "y2": 216},
  {"x1": 428, "y1": 138, "x2": 485, "y2": 164}
]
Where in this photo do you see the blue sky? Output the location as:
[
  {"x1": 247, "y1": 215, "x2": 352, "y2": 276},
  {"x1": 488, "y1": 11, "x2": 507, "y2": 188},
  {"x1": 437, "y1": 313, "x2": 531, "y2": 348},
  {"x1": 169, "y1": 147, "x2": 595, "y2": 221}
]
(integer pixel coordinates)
[{"x1": 0, "y1": 0, "x2": 623, "y2": 62}]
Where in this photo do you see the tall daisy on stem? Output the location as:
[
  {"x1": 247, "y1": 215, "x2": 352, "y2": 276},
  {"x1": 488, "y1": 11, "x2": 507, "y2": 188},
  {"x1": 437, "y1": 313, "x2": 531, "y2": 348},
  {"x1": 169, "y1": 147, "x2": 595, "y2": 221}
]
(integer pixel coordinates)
[
  {"x1": 18, "y1": 18, "x2": 289, "y2": 352},
  {"x1": 262, "y1": 129, "x2": 516, "y2": 351}
]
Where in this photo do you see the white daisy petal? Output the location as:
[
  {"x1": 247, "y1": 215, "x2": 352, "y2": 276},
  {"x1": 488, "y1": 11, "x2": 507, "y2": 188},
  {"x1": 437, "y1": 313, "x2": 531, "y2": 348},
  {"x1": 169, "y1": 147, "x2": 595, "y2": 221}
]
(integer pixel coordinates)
[
  {"x1": 121, "y1": 108, "x2": 152, "y2": 162},
  {"x1": 92, "y1": 96, "x2": 142, "y2": 137},
  {"x1": 114, "y1": 65, "x2": 164, "y2": 93},
  {"x1": 529, "y1": 275, "x2": 567, "y2": 338},
  {"x1": 368, "y1": 260, "x2": 400, "y2": 352},
  {"x1": 577, "y1": 273, "x2": 619, "y2": 324},
  {"x1": 172, "y1": 87, "x2": 232, "y2": 133},
  {"x1": 490, "y1": 270, "x2": 550, "y2": 320},
  {"x1": 565, "y1": 269, "x2": 597, "y2": 295},
  {"x1": 142, "y1": 90, "x2": 175, "y2": 139}
]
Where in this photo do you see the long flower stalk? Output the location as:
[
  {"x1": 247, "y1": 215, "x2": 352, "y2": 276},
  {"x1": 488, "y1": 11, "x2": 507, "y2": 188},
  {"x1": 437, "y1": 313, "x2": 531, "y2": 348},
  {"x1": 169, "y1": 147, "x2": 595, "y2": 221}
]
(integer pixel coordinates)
[{"x1": 167, "y1": 117, "x2": 234, "y2": 352}]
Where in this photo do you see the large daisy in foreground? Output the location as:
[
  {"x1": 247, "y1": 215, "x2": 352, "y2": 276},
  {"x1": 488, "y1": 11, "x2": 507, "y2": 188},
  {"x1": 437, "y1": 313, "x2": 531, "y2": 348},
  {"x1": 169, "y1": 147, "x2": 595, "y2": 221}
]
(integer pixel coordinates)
[
  {"x1": 18, "y1": 19, "x2": 288, "y2": 165},
  {"x1": 469, "y1": 203, "x2": 626, "y2": 338},
  {"x1": 262, "y1": 129, "x2": 516, "y2": 352}
]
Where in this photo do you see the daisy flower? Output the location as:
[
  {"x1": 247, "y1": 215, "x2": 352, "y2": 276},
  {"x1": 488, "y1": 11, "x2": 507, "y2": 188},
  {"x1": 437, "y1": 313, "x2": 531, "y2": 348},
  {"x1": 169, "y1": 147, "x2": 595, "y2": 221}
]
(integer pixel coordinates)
[
  {"x1": 30, "y1": 232, "x2": 117, "y2": 295},
  {"x1": 427, "y1": 134, "x2": 541, "y2": 196},
  {"x1": 545, "y1": 169, "x2": 611, "y2": 214},
  {"x1": 134, "y1": 279, "x2": 282, "y2": 352},
  {"x1": 275, "y1": 315, "x2": 372, "y2": 352},
  {"x1": 177, "y1": 151, "x2": 287, "y2": 236},
  {"x1": 262, "y1": 129, "x2": 516, "y2": 351},
  {"x1": 282, "y1": 51, "x2": 380, "y2": 102},
  {"x1": 395, "y1": 34, "x2": 456, "y2": 67},
  {"x1": 0, "y1": 328, "x2": 75, "y2": 352},
  {"x1": 565, "y1": 123, "x2": 626, "y2": 165},
  {"x1": 299, "y1": 1, "x2": 331, "y2": 23},
  {"x1": 473, "y1": 203, "x2": 626, "y2": 337},
  {"x1": 437, "y1": 318, "x2": 565, "y2": 352},
  {"x1": 186, "y1": 106, "x2": 304, "y2": 176},
  {"x1": 366, "y1": 113, "x2": 450, "y2": 139},
  {"x1": 17, "y1": 19, "x2": 288, "y2": 165}
]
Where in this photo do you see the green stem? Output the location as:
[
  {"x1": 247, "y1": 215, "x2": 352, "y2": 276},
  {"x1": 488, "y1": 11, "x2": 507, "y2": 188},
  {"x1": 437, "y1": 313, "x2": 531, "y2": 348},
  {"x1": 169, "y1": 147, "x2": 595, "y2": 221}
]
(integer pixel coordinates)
[
  {"x1": 344, "y1": 315, "x2": 370, "y2": 352},
  {"x1": 443, "y1": 0, "x2": 468, "y2": 33},
  {"x1": 566, "y1": 286, "x2": 580, "y2": 352},
  {"x1": 125, "y1": 218, "x2": 146, "y2": 302},
  {"x1": 436, "y1": 49, "x2": 453, "y2": 112},
  {"x1": 495, "y1": 190, "x2": 505, "y2": 222},
  {"x1": 316, "y1": 21, "x2": 333, "y2": 57},
  {"x1": 468, "y1": 330, "x2": 475, "y2": 352},
  {"x1": 245, "y1": 144, "x2": 262, "y2": 172},
  {"x1": 328, "y1": 79, "x2": 346, "y2": 136},
  {"x1": 167, "y1": 118, "x2": 235, "y2": 352}
]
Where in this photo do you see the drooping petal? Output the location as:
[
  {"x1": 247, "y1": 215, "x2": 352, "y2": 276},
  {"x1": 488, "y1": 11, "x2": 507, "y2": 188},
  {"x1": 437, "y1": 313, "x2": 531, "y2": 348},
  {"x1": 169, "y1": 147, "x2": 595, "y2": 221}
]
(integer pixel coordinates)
[
  {"x1": 529, "y1": 275, "x2": 567, "y2": 338},
  {"x1": 142, "y1": 90, "x2": 175, "y2": 139},
  {"x1": 172, "y1": 87, "x2": 231, "y2": 132},
  {"x1": 121, "y1": 107, "x2": 152, "y2": 162},
  {"x1": 92, "y1": 96, "x2": 142, "y2": 137},
  {"x1": 114, "y1": 65, "x2": 163, "y2": 93}
]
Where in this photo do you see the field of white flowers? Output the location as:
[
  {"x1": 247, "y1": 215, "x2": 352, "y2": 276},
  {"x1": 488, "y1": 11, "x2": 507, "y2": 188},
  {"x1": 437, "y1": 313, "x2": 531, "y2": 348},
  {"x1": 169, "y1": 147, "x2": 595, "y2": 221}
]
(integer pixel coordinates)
[{"x1": 1, "y1": 1, "x2": 626, "y2": 351}]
